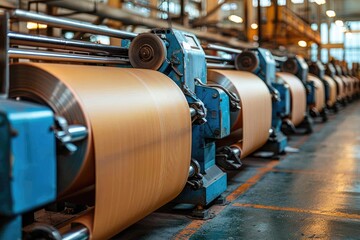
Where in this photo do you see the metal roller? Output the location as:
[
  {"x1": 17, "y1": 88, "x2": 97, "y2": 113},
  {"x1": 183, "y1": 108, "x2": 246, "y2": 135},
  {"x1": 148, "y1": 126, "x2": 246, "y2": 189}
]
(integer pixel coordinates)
[
  {"x1": 234, "y1": 51, "x2": 259, "y2": 72},
  {"x1": 129, "y1": 33, "x2": 167, "y2": 70},
  {"x1": 281, "y1": 58, "x2": 298, "y2": 74},
  {"x1": 9, "y1": 64, "x2": 92, "y2": 196}
]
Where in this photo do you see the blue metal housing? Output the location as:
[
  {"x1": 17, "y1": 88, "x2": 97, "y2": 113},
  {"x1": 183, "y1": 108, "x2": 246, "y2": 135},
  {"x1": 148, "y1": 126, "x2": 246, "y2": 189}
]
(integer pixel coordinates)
[
  {"x1": 246, "y1": 48, "x2": 288, "y2": 153},
  {"x1": 0, "y1": 99, "x2": 56, "y2": 239},
  {"x1": 150, "y1": 29, "x2": 229, "y2": 206},
  {"x1": 0, "y1": 99, "x2": 56, "y2": 215}
]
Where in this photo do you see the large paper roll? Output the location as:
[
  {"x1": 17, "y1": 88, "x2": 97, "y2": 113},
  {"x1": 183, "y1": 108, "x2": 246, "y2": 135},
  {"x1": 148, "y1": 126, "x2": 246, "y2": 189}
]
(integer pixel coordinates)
[
  {"x1": 10, "y1": 63, "x2": 191, "y2": 239},
  {"x1": 333, "y1": 75, "x2": 345, "y2": 100},
  {"x1": 323, "y1": 75, "x2": 337, "y2": 107},
  {"x1": 208, "y1": 70, "x2": 271, "y2": 158},
  {"x1": 276, "y1": 72, "x2": 306, "y2": 126},
  {"x1": 308, "y1": 74, "x2": 325, "y2": 112}
]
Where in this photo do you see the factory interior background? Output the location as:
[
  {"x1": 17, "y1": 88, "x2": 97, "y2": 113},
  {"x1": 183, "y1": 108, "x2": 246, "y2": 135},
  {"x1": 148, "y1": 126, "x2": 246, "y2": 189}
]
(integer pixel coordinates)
[{"x1": 0, "y1": 0, "x2": 360, "y2": 239}]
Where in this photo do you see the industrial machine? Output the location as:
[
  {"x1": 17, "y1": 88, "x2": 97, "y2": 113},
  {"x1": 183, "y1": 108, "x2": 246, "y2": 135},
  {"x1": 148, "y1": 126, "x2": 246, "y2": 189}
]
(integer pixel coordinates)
[
  {"x1": 0, "y1": 10, "x2": 237, "y2": 239},
  {"x1": 234, "y1": 48, "x2": 288, "y2": 155},
  {"x1": 331, "y1": 59, "x2": 351, "y2": 104},
  {"x1": 309, "y1": 61, "x2": 337, "y2": 113},
  {"x1": 202, "y1": 45, "x2": 287, "y2": 156},
  {"x1": 128, "y1": 29, "x2": 236, "y2": 215},
  {"x1": 326, "y1": 62, "x2": 347, "y2": 107},
  {"x1": 275, "y1": 55, "x2": 313, "y2": 134}
]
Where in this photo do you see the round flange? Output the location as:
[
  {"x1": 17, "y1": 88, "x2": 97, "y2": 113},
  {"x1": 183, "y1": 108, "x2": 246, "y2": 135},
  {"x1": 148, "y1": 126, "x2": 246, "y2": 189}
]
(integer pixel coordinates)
[
  {"x1": 235, "y1": 51, "x2": 259, "y2": 72},
  {"x1": 282, "y1": 59, "x2": 298, "y2": 74},
  {"x1": 129, "y1": 33, "x2": 167, "y2": 70}
]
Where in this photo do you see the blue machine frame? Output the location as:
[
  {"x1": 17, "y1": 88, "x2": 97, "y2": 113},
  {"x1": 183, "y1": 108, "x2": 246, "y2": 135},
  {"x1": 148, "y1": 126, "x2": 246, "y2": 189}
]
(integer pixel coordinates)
[
  {"x1": 0, "y1": 99, "x2": 56, "y2": 239},
  {"x1": 237, "y1": 48, "x2": 288, "y2": 154},
  {"x1": 129, "y1": 29, "x2": 231, "y2": 207}
]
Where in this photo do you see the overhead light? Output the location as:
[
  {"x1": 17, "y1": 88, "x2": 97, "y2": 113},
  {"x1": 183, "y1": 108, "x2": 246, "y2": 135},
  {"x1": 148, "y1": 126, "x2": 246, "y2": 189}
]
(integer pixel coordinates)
[
  {"x1": 298, "y1": 40, "x2": 307, "y2": 47},
  {"x1": 26, "y1": 22, "x2": 47, "y2": 30},
  {"x1": 228, "y1": 15, "x2": 243, "y2": 23},
  {"x1": 315, "y1": 0, "x2": 326, "y2": 5},
  {"x1": 326, "y1": 10, "x2": 336, "y2": 18},
  {"x1": 335, "y1": 20, "x2": 344, "y2": 27},
  {"x1": 251, "y1": 23, "x2": 258, "y2": 29}
]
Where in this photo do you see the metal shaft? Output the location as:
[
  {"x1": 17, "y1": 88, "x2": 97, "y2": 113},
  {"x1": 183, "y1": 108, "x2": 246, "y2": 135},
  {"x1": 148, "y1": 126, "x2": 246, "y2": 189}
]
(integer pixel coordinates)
[
  {"x1": 205, "y1": 55, "x2": 234, "y2": 63},
  {"x1": 9, "y1": 32, "x2": 129, "y2": 56},
  {"x1": 9, "y1": 48, "x2": 129, "y2": 64},
  {"x1": 206, "y1": 63, "x2": 235, "y2": 69},
  {"x1": 62, "y1": 224, "x2": 89, "y2": 240},
  {"x1": 203, "y1": 44, "x2": 242, "y2": 54},
  {"x1": 11, "y1": 9, "x2": 137, "y2": 39},
  {"x1": 0, "y1": 12, "x2": 9, "y2": 99}
]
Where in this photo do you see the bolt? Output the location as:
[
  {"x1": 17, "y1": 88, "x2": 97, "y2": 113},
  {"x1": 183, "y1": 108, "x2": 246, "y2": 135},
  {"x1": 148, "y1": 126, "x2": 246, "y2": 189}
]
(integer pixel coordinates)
[
  {"x1": 212, "y1": 93, "x2": 218, "y2": 98},
  {"x1": 214, "y1": 129, "x2": 221, "y2": 136}
]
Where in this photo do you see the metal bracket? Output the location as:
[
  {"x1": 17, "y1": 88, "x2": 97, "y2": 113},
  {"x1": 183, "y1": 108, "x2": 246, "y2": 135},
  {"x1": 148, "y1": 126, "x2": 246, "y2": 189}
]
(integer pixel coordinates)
[
  {"x1": 54, "y1": 116, "x2": 88, "y2": 154},
  {"x1": 216, "y1": 146, "x2": 242, "y2": 170}
]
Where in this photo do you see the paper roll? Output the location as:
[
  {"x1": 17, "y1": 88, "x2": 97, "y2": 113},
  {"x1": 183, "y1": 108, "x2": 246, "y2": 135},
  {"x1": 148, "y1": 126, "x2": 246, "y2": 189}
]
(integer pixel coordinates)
[
  {"x1": 308, "y1": 74, "x2": 325, "y2": 113},
  {"x1": 276, "y1": 72, "x2": 306, "y2": 126},
  {"x1": 208, "y1": 70, "x2": 271, "y2": 158},
  {"x1": 333, "y1": 75, "x2": 345, "y2": 100},
  {"x1": 10, "y1": 63, "x2": 191, "y2": 239},
  {"x1": 323, "y1": 75, "x2": 337, "y2": 107}
]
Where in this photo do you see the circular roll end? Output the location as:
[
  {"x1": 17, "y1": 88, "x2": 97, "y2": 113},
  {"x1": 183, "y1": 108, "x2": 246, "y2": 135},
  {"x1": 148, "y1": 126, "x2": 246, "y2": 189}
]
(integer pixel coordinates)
[
  {"x1": 129, "y1": 33, "x2": 167, "y2": 70},
  {"x1": 282, "y1": 59, "x2": 298, "y2": 74},
  {"x1": 234, "y1": 51, "x2": 259, "y2": 72}
]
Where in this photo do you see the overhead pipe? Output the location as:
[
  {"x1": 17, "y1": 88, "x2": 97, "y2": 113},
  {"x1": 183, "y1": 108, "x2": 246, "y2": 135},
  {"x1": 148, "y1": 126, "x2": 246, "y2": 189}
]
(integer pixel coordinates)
[
  {"x1": 9, "y1": 32, "x2": 128, "y2": 56},
  {"x1": 9, "y1": 48, "x2": 129, "y2": 64},
  {"x1": 11, "y1": 9, "x2": 137, "y2": 39},
  {"x1": 44, "y1": 0, "x2": 256, "y2": 49}
]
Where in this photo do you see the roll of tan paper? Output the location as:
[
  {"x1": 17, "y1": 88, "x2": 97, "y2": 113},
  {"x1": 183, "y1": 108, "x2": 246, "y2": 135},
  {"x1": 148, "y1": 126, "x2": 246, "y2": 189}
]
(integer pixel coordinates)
[
  {"x1": 308, "y1": 74, "x2": 325, "y2": 113},
  {"x1": 333, "y1": 75, "x2": 345, "y2": 100},
  {"x1": 323, "y1": 75, "x2": 337, "y2": 107},
  {"x1": 10, "y1": 63, "x2": 191, "y2": 239},
  {"x1": 276, "y1": 72, "x2": 306, "y2": 126},
  {"x1": 208, "y1": 70, "x2": 271, "y2": 158}
]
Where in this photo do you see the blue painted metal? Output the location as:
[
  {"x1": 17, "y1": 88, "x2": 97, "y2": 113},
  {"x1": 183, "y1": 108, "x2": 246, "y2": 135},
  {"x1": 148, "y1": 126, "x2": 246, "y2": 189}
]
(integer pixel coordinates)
[
  {"x1": 291, "y1": 56, "x2": 318, "y2": 107},
  {"x1": 148, "y1": 29, "x2": 229, "y2": 206},
  {"x1": 309, "y1": 61, "x2": 329, "y2": 105},
  {"x1": 244, "y1": 48, "x2": 288, "y2": 153},
  {"x1": 0, "y1": 216, "x2": 21, "y2": 240},
  {"x1": 0, "y1": 99, "x2": 56, "y2": 238}
]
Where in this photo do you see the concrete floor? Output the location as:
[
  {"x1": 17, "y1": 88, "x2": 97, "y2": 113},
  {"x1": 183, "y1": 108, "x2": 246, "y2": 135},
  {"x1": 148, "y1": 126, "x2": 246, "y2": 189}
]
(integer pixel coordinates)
[{"x1": 114, "y1": 102, "x2": 360, "y2": 240}]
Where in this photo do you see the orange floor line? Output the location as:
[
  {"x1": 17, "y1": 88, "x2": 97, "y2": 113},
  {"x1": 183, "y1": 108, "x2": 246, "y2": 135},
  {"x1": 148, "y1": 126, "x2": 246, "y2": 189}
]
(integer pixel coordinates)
[
  {"x1": 173, "y1": 160, "x2": 279, "y2": 240},
  {"x1": 173, "y1": 121, "x2": 321, "y2": 239},
  {"x1": 270, "y1": 168, "x2": 360, "y2": 176},
  {"x1": 232, "y1": 203, "x2": 360, "y2": 221}
]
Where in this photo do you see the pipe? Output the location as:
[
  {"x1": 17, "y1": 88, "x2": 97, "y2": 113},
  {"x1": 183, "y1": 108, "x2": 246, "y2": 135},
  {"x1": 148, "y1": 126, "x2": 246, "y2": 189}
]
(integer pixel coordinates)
[
  {"x1": 0, "y1": 12, "x2": 9, "y2": 99},
  {"x1": 62, "y1": 224, "x2": 89, "y2": 240},
  {"x1": 11, "y1": 9, "x2": 137, "y2": 39},
  {"x1": 206, "y1": 63, "x2": 235, "y2": 69},
  {"x1": 9, "y1": 32, "x2": 128, "y2": 56},
  {"x1": 203, "y1": 44, "x2": 242, "y2": 54},
  {"x1": 44, "y1": 0, "x2": 256, "y2": 49},
  {"x1": 205, "y1": 55, "x2": 234, "y2": 63},
  {"x1": 9, "y1": 48, "x2": 129, "y2": 64}
]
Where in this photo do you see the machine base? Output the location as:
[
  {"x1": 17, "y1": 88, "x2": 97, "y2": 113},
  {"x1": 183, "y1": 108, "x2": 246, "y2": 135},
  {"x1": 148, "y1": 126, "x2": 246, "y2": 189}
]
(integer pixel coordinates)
[
  {"x1": 173, "y1": 165, "x2": 227, "y2": 207},
  {"x1": 258, "y1": 131, "x2": 287, "y2": 156}
]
